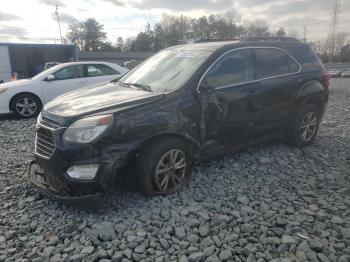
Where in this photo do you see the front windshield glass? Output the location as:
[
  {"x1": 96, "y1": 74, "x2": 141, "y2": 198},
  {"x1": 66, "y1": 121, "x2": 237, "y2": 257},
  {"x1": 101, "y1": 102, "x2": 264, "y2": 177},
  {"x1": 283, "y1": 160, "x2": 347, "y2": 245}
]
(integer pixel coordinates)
[{"x1": 119, "y1": 50, "x2": 211, "y2": 92}]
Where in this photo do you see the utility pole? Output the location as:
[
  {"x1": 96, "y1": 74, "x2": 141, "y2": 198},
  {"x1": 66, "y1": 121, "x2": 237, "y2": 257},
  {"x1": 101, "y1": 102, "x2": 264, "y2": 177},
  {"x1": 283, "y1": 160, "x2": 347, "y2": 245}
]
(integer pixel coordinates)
[
  {"x1": 329, "y1": 0, "x2": 341, "y2": 58},
  {"x1": 55, "y1": 4, "x2": 63, "y2": 43},
  {"x1": 303, "y1": 25, "x2": 307, "y2": 43},
  {"x1": 180, "y1": 14, "x2": 184, "y2": 44}
]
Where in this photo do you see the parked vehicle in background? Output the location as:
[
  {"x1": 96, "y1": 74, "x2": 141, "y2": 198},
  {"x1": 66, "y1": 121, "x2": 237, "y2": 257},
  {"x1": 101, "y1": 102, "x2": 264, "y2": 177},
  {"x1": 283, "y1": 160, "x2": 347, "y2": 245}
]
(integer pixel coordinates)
[
  {"x1": 123, "y1": 60, "x2": 139, "y2": 70},
  {"x1": 341, "y1": 70, "x2": 350, "y2": 78},
  {"x1": 0, "y1": 43, "x2": 76, "y2": 83},
  {"x1": 28, "y1": 38, "x2": 329, "y2": 207},
  {"x1": 44, "y1": 62, "x2": 60, "y2": 70},
  {"x1": 0, "y1": 61, "x2": 128, "y2": 118},
  {"x1": 328, "y1": 69, "x2": 343, "y2": 78}
]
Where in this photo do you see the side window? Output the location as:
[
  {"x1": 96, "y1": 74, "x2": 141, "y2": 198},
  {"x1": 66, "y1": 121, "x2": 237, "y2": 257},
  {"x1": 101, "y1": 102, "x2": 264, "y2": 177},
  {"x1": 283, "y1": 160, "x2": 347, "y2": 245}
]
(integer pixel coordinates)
[
  {"x1": 53, "y1": 65, "x2": 83, "y2": 80},
  {"x1": 288, "y1": 57, "x2": 299, "y2": 73},
  {"x1": 255, "y1": 48, "x2": 290, "y2": 79},
  {"x1": 206, "y1": 49, "x2": 254, "y2": 88},
  {"x1": 87, "y1": 64, "x2": 118, "y2": 77}
]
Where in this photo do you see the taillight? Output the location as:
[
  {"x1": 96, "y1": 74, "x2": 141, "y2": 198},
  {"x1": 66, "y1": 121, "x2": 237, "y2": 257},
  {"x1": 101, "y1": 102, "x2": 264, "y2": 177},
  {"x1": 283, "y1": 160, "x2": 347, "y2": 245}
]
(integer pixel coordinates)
[{"x1": 323, "y1": 70, "x2": 330, "y2": 88}]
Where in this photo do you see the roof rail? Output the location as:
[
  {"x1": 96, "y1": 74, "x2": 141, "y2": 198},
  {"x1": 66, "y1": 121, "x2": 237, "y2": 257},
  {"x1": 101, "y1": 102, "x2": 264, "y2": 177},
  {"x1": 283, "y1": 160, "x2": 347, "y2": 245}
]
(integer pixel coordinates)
[
  {"x1": 195, "y1": 39, "x2": 240, "y2": 43},
  {"x1": 242, "y1": 37, "x2": 301, "y2": 43}
]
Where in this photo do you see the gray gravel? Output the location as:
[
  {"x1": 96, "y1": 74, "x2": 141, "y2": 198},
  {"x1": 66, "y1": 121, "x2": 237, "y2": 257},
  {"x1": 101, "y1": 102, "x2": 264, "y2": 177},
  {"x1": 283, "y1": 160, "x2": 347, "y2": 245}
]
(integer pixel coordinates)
[{"x1": 0, "y1": 79, "x2": 350, "y2": 262}]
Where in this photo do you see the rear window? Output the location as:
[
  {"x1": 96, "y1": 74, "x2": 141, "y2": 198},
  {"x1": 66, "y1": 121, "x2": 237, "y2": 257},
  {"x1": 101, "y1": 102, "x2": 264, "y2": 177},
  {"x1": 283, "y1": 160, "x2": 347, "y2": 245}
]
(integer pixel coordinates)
[
  {"x1": 86, "y1": 64, "x2": 118, "y2": 77},
  {"x1": 288, "y1": 57, "x2": 299, "y2": 73},
  {"x1": 255, "y1": 48, "x2": 291, "y2": 79}
]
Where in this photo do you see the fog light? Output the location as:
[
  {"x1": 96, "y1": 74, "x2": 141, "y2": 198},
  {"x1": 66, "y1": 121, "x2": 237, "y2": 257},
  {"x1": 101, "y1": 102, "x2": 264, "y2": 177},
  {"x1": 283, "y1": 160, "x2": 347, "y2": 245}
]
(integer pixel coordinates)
[{"x1": 66, "y1": 164, "x2": 99, "y2": 180}]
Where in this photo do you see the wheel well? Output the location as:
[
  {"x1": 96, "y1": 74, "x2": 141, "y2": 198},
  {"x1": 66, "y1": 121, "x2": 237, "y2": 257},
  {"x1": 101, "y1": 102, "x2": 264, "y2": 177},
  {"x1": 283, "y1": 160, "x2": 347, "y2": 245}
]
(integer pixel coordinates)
[
  {"x1": 9, "y1": 92, "x2": 43, "y2": 111},
  {"x1": 304, "y1": 97, "x2": 324, "y2": 114}
]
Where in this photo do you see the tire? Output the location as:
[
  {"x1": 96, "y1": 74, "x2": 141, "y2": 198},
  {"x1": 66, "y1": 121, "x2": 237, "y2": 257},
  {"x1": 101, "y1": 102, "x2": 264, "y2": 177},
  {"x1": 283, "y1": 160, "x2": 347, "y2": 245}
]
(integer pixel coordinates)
[
  {"x1": 288, "y1": 104, "x2": 321, "y2": 147},
  {"x1": 135, "y1": 138, "x2": 193, "y2": 197},
  {"x1": 11, "y1": 93, "x2": 42, "y2": 118}
]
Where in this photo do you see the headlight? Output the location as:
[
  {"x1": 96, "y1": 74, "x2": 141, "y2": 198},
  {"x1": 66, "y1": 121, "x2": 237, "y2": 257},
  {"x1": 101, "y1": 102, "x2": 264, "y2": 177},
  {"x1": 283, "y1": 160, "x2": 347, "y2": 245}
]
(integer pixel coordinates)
[
  {"x1": 0, "y1": 87, "x2": 7, "y2": 95},
  {"x1": 63, "y1": 114, "x2": 113, "y2": 144}
]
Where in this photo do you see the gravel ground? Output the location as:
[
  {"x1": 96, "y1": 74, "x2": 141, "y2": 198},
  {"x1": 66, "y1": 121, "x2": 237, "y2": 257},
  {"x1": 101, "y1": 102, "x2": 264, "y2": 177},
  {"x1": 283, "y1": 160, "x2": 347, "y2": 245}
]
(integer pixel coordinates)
[{"x1": 0, "y1": 79, "x2": 350, "y2": 262}]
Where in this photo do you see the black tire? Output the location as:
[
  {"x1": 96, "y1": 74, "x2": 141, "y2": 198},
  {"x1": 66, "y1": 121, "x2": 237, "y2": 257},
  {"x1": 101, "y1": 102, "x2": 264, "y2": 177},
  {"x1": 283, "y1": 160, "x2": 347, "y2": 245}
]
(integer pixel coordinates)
[
  {"x1": 11, "y1": 93, "x2": 42, "y2": 118},
  {"x1": 135, "y1": 138, "x2": 193, "y2": 197},
  {"x1": 288, "y1": 104, "x2": 321, "y2": 147}
]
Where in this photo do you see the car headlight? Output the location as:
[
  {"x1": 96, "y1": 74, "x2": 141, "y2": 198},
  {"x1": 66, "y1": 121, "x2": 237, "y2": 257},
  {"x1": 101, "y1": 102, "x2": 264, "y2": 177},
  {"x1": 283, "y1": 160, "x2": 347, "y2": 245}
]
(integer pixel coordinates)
[
  {"x1": 63, "y1": 114, "x2": 113, "y2": 144},
  {"x1": 0, "y1": 87, "x2": 7, "y2": 95}
]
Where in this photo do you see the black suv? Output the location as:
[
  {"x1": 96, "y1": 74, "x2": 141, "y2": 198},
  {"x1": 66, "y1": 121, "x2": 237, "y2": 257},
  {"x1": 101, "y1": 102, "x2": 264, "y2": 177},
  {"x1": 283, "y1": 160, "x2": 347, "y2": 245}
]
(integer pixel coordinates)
[{"x1": 28, "y1": 38, "x2": 329, "y2": 207}]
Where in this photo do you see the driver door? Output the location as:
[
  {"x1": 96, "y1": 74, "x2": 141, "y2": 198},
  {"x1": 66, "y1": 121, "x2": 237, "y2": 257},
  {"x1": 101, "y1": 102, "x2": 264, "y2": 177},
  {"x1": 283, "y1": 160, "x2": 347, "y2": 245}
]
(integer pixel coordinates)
[
  {"x1": 41, "y1": 64, "x2": 85, "y2": 103},
  {"x1": 198, "y1": 48, "x2": 259, "y2": 158}
]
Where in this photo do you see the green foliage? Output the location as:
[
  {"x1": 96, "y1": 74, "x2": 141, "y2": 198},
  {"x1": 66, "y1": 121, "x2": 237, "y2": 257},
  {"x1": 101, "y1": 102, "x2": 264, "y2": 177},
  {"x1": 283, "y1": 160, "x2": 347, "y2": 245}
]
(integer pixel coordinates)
[{"x1": 66, "y1": 18, "x2": 110, "y2": 52}]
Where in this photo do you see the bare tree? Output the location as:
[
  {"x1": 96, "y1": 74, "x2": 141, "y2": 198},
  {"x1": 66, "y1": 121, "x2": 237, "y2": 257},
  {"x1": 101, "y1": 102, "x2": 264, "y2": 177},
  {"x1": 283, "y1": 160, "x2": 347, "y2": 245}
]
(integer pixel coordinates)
[
  {"x1": 287, "y1": 30, "x2": 300, "y2": 39},
  {"x1": 244, "y1": 20, "x2": 271, "y2": 38},
  {"x1": 334, "y1": 32, "x2": 348, "y2": 54},
  {"x1": 312, "y1": 38, "x2": 328, "y2": 54}
]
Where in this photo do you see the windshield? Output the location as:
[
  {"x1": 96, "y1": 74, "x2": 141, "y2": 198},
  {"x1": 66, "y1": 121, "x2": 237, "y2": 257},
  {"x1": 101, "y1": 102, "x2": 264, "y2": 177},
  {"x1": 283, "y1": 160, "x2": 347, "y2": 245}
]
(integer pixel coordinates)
[{"x1": 119, "y1": 50, "x2": 211, "y2": 92}]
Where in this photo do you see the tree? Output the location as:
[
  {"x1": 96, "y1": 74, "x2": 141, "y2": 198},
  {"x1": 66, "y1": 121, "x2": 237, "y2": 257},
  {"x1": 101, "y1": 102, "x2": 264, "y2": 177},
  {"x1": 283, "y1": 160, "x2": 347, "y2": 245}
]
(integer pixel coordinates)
[
  {"x1": 66, "y1": 23, "x2": 84, "y2": 52},
  {"x1": 116, "y1": 37, "x2": 124, "y2": 51},
  {"x1": 131, "y1": 32, "x2": 152, "y2": 52},
  {"x1": 153, "y1": 23, "x2": 166, "y2": 51},
  {"x1": 275, "y1": 27, "x2": 286, "y2": 37},
  {"x1": 99, "y1": 41, "x2": 115, "y2": 51},
  {"x1": 287, "y1": 30, "x2": 299, "y2": 39},
  {"x1": 334, "y1": 32, "x2": 347, "y2": 55},
  {"x1": 340, "y1": 44, "x2": 350, "y2": 62},
  {"x1": 66, "y1": 18, "x2": 109, "y2": 52},
  {"x1": 244, "y1": 20, "x2": 271, "y2": 38},
  {"x1": 124, "y1": 37, "x2": 134, "y2": 51}
]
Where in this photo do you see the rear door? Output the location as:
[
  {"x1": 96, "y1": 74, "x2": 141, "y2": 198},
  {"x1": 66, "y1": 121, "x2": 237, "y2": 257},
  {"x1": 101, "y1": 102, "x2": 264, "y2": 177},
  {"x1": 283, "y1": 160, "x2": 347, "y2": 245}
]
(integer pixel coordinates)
[
  {"x1": 42, "y1": 64, "x2": 84, "y2": 103},
  {"x1": 0, "y1": 46, "x2": 11, "y2": 82},
  {"x1": 249, "y1": 47, "x2": 301, "y2": 131},
  {"x1": 84, "y1": 64, "x2": 122, "y2": 84}
]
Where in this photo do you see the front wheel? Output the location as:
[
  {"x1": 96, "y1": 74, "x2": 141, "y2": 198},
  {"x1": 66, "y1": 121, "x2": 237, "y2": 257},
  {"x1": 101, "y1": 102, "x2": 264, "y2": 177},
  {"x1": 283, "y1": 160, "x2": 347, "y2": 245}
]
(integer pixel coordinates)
[
  {"x1": 288, "y1": 104, "x2": 320, "y2": 147},
  {"x1": 135, "y1": 138, "x2": 193, "y2": 197},
  {"x1": 11, "y1": 94, "x2": 42, "y2": 118}
]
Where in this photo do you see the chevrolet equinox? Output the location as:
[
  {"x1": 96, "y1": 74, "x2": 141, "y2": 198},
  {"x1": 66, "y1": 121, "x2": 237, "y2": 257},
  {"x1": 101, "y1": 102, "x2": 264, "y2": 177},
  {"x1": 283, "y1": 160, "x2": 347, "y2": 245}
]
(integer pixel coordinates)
[{"x1": 28, "y1": 38, "x2": 329, "y2": 207}]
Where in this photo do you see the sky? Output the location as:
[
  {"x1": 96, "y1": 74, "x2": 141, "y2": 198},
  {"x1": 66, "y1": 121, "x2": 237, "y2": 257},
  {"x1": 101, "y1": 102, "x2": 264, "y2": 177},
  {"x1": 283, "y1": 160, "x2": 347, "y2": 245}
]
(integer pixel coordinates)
[{"x1": 0, "y1": 0, "x2": 349, "y2": 44}]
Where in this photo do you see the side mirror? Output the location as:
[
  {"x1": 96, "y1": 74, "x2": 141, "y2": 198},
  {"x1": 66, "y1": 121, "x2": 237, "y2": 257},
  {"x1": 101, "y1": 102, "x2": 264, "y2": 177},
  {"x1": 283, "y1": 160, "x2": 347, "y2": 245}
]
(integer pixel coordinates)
[
  {"x1": 198, "y1": 76, "x2": 214, "y2": 91},
  {"x1": 45, "y1": 75, "x2": 55, "y2": 81}
]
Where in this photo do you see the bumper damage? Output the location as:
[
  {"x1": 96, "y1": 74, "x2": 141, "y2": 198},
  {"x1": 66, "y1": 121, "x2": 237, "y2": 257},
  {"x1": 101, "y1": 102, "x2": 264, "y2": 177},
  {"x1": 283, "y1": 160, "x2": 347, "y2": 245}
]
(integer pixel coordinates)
[{"x1": 27, "y1": 160, "x2": 104, "y2": 209}]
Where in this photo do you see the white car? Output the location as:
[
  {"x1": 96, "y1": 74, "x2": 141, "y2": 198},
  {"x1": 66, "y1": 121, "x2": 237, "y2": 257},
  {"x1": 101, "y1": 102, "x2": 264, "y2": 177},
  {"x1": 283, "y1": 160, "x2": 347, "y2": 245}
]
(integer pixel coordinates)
[
  {"x1": 0, "y1": 61, "x2": 128, "y2": 118},
  {"x1": 341, "y1": 70, "x2": 350, "y2": 78}
]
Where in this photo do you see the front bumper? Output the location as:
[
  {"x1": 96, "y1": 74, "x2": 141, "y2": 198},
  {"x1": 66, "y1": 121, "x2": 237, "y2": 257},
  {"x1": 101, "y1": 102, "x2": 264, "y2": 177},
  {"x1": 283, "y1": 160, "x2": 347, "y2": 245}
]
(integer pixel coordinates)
[{"x1": 27, "y1": 160, "x2": 104, "y2": 209}]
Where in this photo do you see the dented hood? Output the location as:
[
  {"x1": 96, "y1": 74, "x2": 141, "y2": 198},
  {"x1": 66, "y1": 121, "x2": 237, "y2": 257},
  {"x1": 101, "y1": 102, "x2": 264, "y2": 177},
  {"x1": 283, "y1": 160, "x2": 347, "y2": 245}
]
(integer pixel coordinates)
[{"x1": 44, "y1": 82, "x2": 164, "y2": 117}]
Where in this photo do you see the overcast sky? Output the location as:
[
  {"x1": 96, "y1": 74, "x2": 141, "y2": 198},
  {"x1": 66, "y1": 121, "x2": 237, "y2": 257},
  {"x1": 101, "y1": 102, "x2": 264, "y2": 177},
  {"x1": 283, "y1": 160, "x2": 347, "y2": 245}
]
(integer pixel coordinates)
[{"x1": 0, "y1": 0, "x2": 349, "y2": 44}]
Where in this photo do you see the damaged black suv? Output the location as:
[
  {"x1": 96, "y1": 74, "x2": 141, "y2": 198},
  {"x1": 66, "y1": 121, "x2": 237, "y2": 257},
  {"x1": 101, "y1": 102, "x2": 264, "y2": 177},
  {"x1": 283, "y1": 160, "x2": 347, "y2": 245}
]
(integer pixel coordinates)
[{"x1": 28, "y1": 38, "x2": 329, "y2": 207}]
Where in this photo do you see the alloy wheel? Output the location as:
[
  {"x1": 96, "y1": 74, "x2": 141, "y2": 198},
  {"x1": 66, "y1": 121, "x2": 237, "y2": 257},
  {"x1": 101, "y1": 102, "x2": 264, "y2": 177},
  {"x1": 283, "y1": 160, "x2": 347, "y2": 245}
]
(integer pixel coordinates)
[
  {"x1": 153, "y1": 149, "x2": 186, "y2": 193},
  {"x1": 300, "y1": 111, "x2": 318, "y2": 142},
  {"x1": 15, "y1": 97, "x2": 37, "y2": 117}
]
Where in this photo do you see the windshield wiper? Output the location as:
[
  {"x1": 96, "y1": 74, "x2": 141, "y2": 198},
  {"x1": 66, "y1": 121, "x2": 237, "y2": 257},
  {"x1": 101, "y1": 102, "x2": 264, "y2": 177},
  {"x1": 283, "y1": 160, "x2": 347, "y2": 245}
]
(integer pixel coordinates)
[{"x1": 121, "y1": 82, "x2": 152, "y2": 92}]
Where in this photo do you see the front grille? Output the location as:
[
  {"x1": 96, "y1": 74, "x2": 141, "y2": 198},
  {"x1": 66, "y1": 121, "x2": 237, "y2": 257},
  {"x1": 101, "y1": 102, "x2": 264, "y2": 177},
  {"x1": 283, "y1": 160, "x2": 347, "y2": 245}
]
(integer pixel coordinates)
[
  {"x1": 39, "y1": 116, "x2": 61, "y2": 130},
  {"x1": 35, "y1": 131, "x2": 56, "y2": 159},
  {"x1": 35, "y1": 115, "x2": 62, "y2": 159}
]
